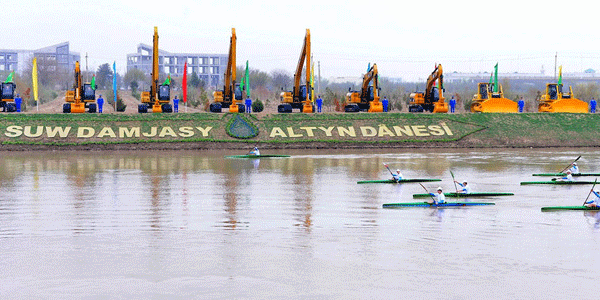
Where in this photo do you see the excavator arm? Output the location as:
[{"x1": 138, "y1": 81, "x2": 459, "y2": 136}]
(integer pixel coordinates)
[{"x1": 278, "y1": 29, "x2": 313, "y2": 113}]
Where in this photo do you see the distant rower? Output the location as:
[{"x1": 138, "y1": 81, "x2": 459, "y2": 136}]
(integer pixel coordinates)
[
  {"x1": 249, "y1": 147, "x2": 260, "y2": 156},
  {"x1": 585, "y1": 189, "x2": 600, "y2": 208},
  {"x1": 454, "y1": 181, "x2": 472, "y2": 193},
  {"x1": 569, "y1": 162, "x2": 579, "y2": 174},
  {"x1": 429, "y1": 187, "x2": 446, "y2": 204},
  {"x1": 392, "y1": 169, "x2": 404, "y2": 182}
]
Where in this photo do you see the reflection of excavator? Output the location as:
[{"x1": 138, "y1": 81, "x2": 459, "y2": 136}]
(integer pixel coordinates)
[
  {"x1": 63, "y1": 61, "x2": 96, "y2": 113},
  {"x1": 211, "y1": 28, "x2": 244, "y2": 113},
  {"x1": 471, "y1": 64, "x2": 517, "y2": 113},
  {"x1": 1, "y1": 80, "x2": 17, "y2": 112},
  {"x1": 538, "y1": 67, "x2": 587, "y2": 113},
  {"x1": 278, "y1": 29, "x2": 314, "y2": 113},
  {"x1": 344, "y1": 63, "x2": 383, "y2": 112},
  {"x1": 409, "y1": 64, "x2": 448, "y2": 113},
  {"x1": 138, "y1": 27, "x2": 172, "y2": 113}
]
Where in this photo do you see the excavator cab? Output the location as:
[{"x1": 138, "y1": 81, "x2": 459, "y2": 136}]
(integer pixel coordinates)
[
  {"x1": 548, "y1": 84, "x2": 558, "y2": 100},
  {"x1": 155, "y1": 84, "x2": 173, "y2": 113},
  {"x1": 1, "y1": 82, "x2": 16, "y2": 112},
  {"x1": 82, "y1": 84, "x2": 95, "y2": 101}
]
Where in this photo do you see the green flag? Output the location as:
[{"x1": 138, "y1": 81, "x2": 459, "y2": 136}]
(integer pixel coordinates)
[
  {"x1": 163, "y1": 75, "x2": 171, "y2": 85},
  {"x1": 558, "y1": 66, "x2": 562, "y2": 85},
  {"x1": 91, "y1": 75, "x2": 96, "y2": 90},
  {"x1": 5, "y1": 71, "x2": 14, "y2": 83},
  {"x1": 493, "y1": 63, "x2": 498, "y2": 93},
  {"x1": 244, "y1": 60, "x2": 250, "y2": 97}
]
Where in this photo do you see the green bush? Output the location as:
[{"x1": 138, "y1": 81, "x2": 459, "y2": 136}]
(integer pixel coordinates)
[{"x1": 252, "y1": 99, "x2": 264, "y2": 112}]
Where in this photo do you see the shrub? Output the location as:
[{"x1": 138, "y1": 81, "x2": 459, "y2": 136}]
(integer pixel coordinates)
[{"x1": 252, "y1": 99, "x2": 264, "y2": 112}]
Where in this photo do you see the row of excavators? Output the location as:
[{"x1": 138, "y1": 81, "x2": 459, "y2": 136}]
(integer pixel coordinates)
[{"x1": 3, "y1": 27, "x2": 586, "y2": 114}]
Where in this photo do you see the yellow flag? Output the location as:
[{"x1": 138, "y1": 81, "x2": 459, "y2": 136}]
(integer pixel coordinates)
[{"x1": 32, "y1": 57, "x2": 39, "y2": 101}]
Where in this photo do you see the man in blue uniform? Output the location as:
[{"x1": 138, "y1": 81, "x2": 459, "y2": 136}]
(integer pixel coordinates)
[
  {"x1": 173, "y1": 95, "x2": 179, "y2": 113},
  {"x1": 97, "y1": 94, "x2": 104, "y2": 113},
  {"x1": 245, "y1": 97, "x2": 252, "y2": 113},
  {"x1": 14, "y1": 93, "x2": 22, "y2": 112},
  {"x1": 449, "y1": 96, "x2": 456, "y2": 113},
  {"x1": 316, "y1": 95, "x2": 323, "y2": 113}
]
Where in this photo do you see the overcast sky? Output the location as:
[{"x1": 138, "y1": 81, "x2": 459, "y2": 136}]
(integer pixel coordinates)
[{"x1": 5, "y1": 0, "x2": 600, "y2": 81}]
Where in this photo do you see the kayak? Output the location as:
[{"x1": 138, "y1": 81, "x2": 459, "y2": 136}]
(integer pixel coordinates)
[
  {"x1": 412, "y1": 192, "x2": 514, "y2": 198},
  {"x1": 224, "y1": 154, "x2": 291, "y2": 158},
  {"x1": 520, "y1": 181, "x2": 597, "y2": 185},
  {"x1": 357, "y1": 178, "x2": 441, "y2": 184},
  {"x1": 383, "y1": 202, "x2": 495, "y2": 208},
  {"x1": 541, "y1": 206, "x2": 600, "y2": 211},
  {"x1": 532, "y1": 173, "x2": 600, "y2": 177}
]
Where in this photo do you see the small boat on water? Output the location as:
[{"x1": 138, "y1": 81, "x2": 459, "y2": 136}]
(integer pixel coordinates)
[
  {"x1": 520, "y1": 181, "x2": 596, "y2": 185},
  {"x1": 383, "y1": 202, "x2": 495, "y2": 208},
  {"x1": 357, "y1": 178, "x2": 441, "y2": 184},
  {"x1": 224, "y1": 154, "x2": 291, "y2": 158},
  {"x1": 532, "y1": 173, "x2": 600, "y2": 177},
  {"x1": 541, "y1": 206, "x2": 600, "y2": 211},
  {"x1": 412, "y1": 192, "x2": 514, "y2": 198}
]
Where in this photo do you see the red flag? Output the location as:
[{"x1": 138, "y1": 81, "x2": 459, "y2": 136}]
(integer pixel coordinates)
[{"x1": 183, "y1": 62, "x2": 188, "y2": 103}]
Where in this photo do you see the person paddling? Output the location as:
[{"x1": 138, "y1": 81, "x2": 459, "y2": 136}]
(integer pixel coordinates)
[
  {"x1": 392, "y1": 169, "x2": 404, "y2": 182},
  {"x1": 249, "y1": 147, "x2": 260, "y2": 156},
  {"x1": 560, "y1": 170, "x2": 574, "y2": 181},
  {"x1": 569, "y1": 162, "x2": 579, "y2": 174},
  {"x1": 454, "y1": 181, "x2": 472, "y2": 193},
  {"x1": 585, "y1": 189, "x2": 600, "y2": 208},
  {"x1": 428, "y1": 187, "x2": 446, "y2": 204}
]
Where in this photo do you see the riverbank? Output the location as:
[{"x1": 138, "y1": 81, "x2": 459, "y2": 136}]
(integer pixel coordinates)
[{"x1": 0, "y1": 112, "x2": 598, "y2": 150}]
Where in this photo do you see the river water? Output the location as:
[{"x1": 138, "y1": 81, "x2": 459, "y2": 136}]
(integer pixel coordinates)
[{"x1": 1, "y1": 148, "x2": 599, "y2": 299}]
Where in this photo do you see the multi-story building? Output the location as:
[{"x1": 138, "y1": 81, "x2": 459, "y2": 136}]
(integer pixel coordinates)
[
  {"x1": 0, "y1": 42, "x2": 79, "y2": 74},
  {"x1": 127, "y1": 44, "x2": 228, "y2": 87}
]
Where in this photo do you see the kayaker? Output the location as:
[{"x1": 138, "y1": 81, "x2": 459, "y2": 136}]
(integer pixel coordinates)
[
  {"x1": 560, "y1": 170, "x2": 574, "y2": 181},
  {"x1": 249, "y1": 147, "x2": 260, "y2": 156},
  {"x1": 569, "y1": 162, "x2": 579, "y2": 174},
  {"x1": 429, "y1": 187, "x2": 446, "y2": 204},
  {"x1": 392, "y1": 169, "x2": 403, "y2": 182},
  {"x1": 585, "y1": 190, "x2": 600, "y2": 208},
  {"x1": 454, "y1": 181, "x2": 472, "y2": 193}
]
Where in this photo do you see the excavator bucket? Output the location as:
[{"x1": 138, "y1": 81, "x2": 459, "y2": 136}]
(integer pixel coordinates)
[
  {"x1": 368, "y1": 100, "x2": 383, "y2": 113},
  {"x1": 230, "y1": 103, "x2": 239, "y2": 113},
  {"x1": 433, "y1": 101, "x2": 448, "y2": 113},
  {"x1": 152, "y1": 103, "x2": 163, "y2": 113},
  {"x1": 302, "y1": 102, "x2": 314, "y2": 113},
  {"x1": 471, "y1": 97, "x2": 518, "y2": 113},
  {"x1": 71, "y1": 102, "x2": 85, "y2": 113},
  {"x1": 539, "y1": 98, "x2": 588, "y2": 113}
]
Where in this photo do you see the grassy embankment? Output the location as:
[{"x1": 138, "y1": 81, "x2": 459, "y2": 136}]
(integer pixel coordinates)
[{"x1": 0, "y1": 112, "x2": 598, "y2": 148}]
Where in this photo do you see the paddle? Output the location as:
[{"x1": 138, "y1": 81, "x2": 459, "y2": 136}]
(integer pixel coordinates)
[
  {"x1": 383, "y1": 163, "x2": 396, "y2": 182},
  {"x1": 583, "y1": 178, "x2": 598, "y2": 206},
  {"x1": 559, "y1": 155, "x2": 581, "y2": 173},
  {"x1": 450, "y1": 170, "x2": 459, "y2": 195},
  {"x1": 419, "y1": 183, "x2": 436, "y2": 204}
]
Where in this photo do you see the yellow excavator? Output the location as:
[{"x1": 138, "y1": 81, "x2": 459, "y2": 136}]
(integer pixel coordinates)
[
  {"x1": 211, "y1": 28, "x2": 244, "y2": 113},
  {"x1": 278, "y1": 29, "x2": 314, "y2": 113},
  {"x1": 138, "y1": 27, "x2": 172, "y2": 113},
  {"x1": 538, "y1": 67, "x2": 587, "y2": 113},
  {"x1": 1, "y1": 77, "x2": 17, "y2": 112},
  {"x1": 408, "y1": 64, "x2": 448, "y2": 113},
  {"x1": 471, "y1": 64, "x2": 518, "y2": 113},
  {"x1": 344, "y1": 63, "x2": 383, "y2": 112},
  {"x1": 63, "y1": 61, "x2": 96, "y2": 113}
]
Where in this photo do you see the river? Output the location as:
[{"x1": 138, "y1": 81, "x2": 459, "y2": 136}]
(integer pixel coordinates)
[{"x1": 1, "y1": 149, "x2": 598, "y2": 299}]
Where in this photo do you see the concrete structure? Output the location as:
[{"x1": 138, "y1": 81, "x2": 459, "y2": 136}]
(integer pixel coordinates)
[
  {"x1": 0, "y1": 42, "x2": 79, "y2": 74},
  {"x1": 127, "y1": 44, "x2": 228, "y2": 87}
]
